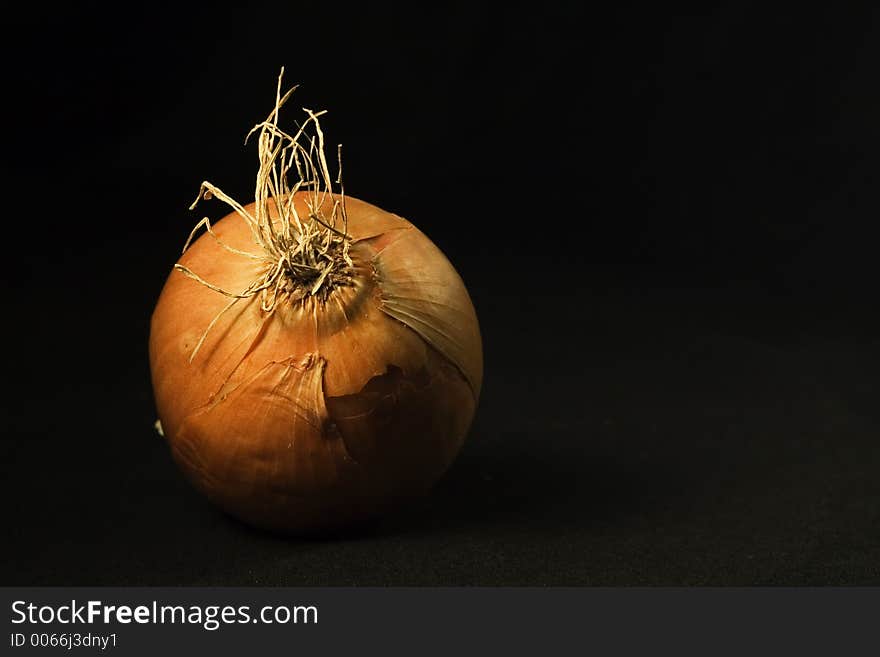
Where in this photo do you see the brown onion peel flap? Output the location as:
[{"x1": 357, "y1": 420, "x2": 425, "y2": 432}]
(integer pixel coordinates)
[
  {"x1": 371, "y1": 228, "x2": 483, "y2": 401},
  {"x1": 173, "y1": 352, "x2": 369, "y2": 532},
  {"x1": 175, "y1": 352, "x2": 357, "y2": 482}
]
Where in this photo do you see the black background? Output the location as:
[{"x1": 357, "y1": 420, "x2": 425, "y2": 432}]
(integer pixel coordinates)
[{"x1": 2, "y1": 1, "x2": 879, "y2": 584}]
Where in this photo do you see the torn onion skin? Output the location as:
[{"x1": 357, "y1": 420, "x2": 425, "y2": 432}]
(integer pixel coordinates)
[{"x1": 149, "y1": 193, "x2": 482, "y2": 535}]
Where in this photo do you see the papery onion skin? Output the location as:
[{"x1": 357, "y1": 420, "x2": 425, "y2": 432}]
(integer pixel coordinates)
[{"x1": 149, "y1": 193, "x2": 482, "y2": 534}]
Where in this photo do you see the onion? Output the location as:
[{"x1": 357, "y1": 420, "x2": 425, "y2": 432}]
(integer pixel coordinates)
[{"x1": 148, "y1": 71, "x2": 482, "y2": 535}]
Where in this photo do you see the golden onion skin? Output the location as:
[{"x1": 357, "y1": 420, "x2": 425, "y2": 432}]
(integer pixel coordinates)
[{"x1": 149, "y1": 193, "x2": 482, "y2": 534}]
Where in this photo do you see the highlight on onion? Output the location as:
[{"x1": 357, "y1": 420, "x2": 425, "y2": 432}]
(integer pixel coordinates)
[{"x1": 148, "y1": 70, "x2": 482, "y2": 535}]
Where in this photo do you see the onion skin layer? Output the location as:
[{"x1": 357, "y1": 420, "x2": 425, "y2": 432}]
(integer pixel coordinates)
[{"x1": 149, "y1": 193, "x2": 482, "y2": 534}]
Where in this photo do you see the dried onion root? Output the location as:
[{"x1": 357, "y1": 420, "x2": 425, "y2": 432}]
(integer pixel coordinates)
[{"x1": 148, "y1": 70, "x2": 482, "y2": 535}]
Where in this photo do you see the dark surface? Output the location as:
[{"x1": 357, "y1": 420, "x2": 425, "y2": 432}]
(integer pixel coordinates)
[{"x1": 2, "y1": 2, "x2": 880, "y2": 585}]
